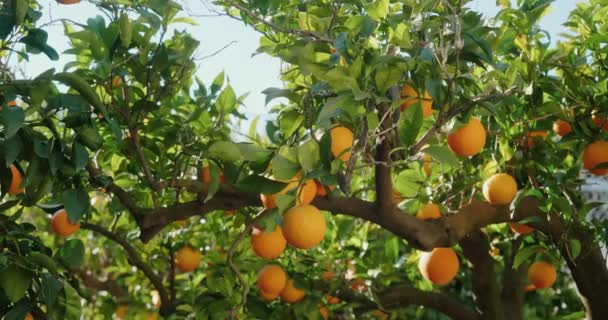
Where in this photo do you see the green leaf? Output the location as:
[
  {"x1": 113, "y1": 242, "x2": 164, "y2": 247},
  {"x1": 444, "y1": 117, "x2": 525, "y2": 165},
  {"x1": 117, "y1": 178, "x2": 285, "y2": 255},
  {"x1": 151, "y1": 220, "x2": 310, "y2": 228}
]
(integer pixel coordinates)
[
  {"x1": 297, "y1": 140, "x2": 320, "y2": 172},
  {"x1": 235, "y1": 175, "x2": 286, "y2": 195},
  {"x1": 568, "y1": 239, "x2": 581, "y2": 260},
  {"x1": 276, "y1": 194, "x2": 295, "y2": 214},
  {"x1": 71, "y1": 142, "x2": 89, "y2": 171},
  {"x1": 204, "y1": 162, "x2": 221, "y2": 202},
  {"x1": 423, "y1": 145, "x2": 461, "y2": 168},
  {"x1": 62, "y1": 189, "x2": 90, "y2": 223},
  {"x1": 0, "y1": 2, "x2": 16, "y2": 40},
  {"x1": 365, "y1": 0, "x2": 390, "y2": 21},
  {"x1": 15, "y1": 0, "x2": 28, "y2": 26},
  {"x1": 210, "y1": 71, "x2": 225, "y2": 94},
  {"x1": 395, "y1": 169, "x2": 425, "y2": 197},
  {"x1": 0, "y1": 265, "x2": 31, "y2": 302},
  {"x1": 513, "y1": 244, "x2": 544, "y2": 269},
  {"x1": 397, "y1": 101, "x2": 423, "y2": 147},
  {"x1": 40, "y1": 274, "x2": 63, "y2": 310},
  {"x1": 510, "y1": 188, "x2": 544, "y2": 212},
  {"x1": 216, "y1": 85, "x2": 236, "y2": 111},
  {"x1": 236, "y1": 143, "x2": 272, "y2": 162},
  {"x1": 209, "y1": 141, "x2": 242, "y2": 161},
  {"x1": 56, "y1": 239, "x2": 85, "y2": 268},
  {"x1": 2, "y1": 106, "x2": 25, "y2": 138},
  {"x1": 271, "y1": 154, "x2": 300, "y2": 181},
  {"x1": 279, "y1": 109, "x2": 304, "y2": 138},
  {"x1": 374, "y1": 65, "x2": 403, "y2": 93},
  {"x1": 19, "y1": 28, "x2": 59, "y2": 60},
  {"x1": 261, "y1": 88, "x2": 300, "y2": 105},
  {"x1": 118, "y1": 13, "x2": 132, "y2": 47},
  {"x1": 27, "y1": 252, "x2": 60, "y2": 276}
]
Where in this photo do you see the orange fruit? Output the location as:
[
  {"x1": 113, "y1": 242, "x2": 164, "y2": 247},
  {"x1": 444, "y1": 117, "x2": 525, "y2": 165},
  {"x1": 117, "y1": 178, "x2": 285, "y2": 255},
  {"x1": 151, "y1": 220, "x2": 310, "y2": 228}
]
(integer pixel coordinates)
[
  {"x1": 326, "y1": 295, "x2": 340, "y2": 304},
  {"x1": 319, "y1": 306, "x2": 329, "y2": 320},
  {"x1": 592, "y1": 112, "x2": 608, "y2": 131},
  {"x1": 260, "y1": 193, "x2": 277, "y2": 209},
  {"x1": 583, "y1": 141, "x2": 608, "y2": 175},
  {"x1": 418, "y1": 247, "x2": 459, "y2": 285},
  {"x1": 392, "y1": 190, "x2": 403, "y2": 205},
  {"x1": 296, "y1": 179, "x2": 316, "y2": 205},
  {"x1": 552, "y1": 120, "x2": 572, "y2": 137},
  {"x1": 7, "y1": 100, "x2": 17, "y2": 107},
  {"x1": 330, "y1": 126, "x2": 354, "y2": 162},
  {"x1": 400, "y1": 84, "x2": 433, "y2": 117},
  {"x1": 251, "y1": 226, "x2": 287, "y2": 259},
  {"x1": 224, "y1": 210, "x2": 235, "y2": 216},
  {"x1": 422, "y1": 154, "x2": 433, "y2": 176},
  {"x1": 482, "y1": 173, "x2": 518, "y2": 205},
  {"x1": 115, "y1": 304, "x2": 127, "y2": 319},
  {"x1": 51, "y1": 209, "x2": 80, "y2": 237},
  {"x1": 315, "y1": 181, "x2": 336, "y2": 197},
  {"x1": 8, "y1": 164, "x2": 24, "y2": 195},
  {"x1": 57, "y1": 0, "x2": 81, "y2": 4},
  {"x1": 489, "y1": 246, "x2": 500, "y2": 257},
  {"x1": 525, "y1": 284, "x2": 536, "y2": 292},
  {"x1": 282, "y1": 205, "x2": 326, "y2": 249},
  {"x1": 151, "y1": 290, "x2": 161, "y2": 308},
  {"x1": 111, "y1": 76, "x2": 122, "y2": 88},
  {"x1": 527, "y1": 130, "x2": 548, "y2": 147},
  {"x1": 509, "y1": 222, "x2": 534, "y2": 235},
  {"x1": 174, "y1": 246, "x2": 201, "y2": 272},
  {"x1": 322, "y1": 271, "x2": 336, "y2": 281},
  {"x1": 372, "y1": 310, "x2": 388, "y2": 320},
  {"x1": 201, "y1": 166, "x2": 225, "y2": 184},
  {"x1": 528, "y1": 261, "x2": 557, "y2": 289},
  {"x1": 257, "y1": 265, "x2": 287, "y2": 294},
  {"x1": 259, "y1": 289, "x2": 279, "y2": 301},
  {"x1": 279, "y1": 279, "x2": 306, "y2": 303},
  {"x1": 416, "y1": 203, "x2": 442, "y2": 220},
  {"x1": 350, "y1": 278, "x2": 368, "y2": 292},
  {"x1": 447, "y1": 117, "x2": 486, "y2": 157},
  {"x1": 24, "y1": 312, "x2": 34, "y2": 320}
]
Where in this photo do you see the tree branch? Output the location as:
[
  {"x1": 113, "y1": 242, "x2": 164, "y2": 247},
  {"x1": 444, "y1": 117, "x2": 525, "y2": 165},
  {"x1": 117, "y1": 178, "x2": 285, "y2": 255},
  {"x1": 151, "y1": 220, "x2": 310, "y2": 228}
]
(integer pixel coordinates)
[
  {"x1": 500, "y1": 237, "x2": 526, "y2": 320},
  {"x1": 374, "y1": 101, "x2": 394, "y2": 212},
  {"x1": 71, "y1": 268, "x2": 128, "y2": 298}
]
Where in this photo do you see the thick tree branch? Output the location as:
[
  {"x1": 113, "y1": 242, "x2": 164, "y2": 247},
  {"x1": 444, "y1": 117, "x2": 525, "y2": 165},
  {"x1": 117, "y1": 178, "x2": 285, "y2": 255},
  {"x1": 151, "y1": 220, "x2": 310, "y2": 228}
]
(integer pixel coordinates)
[
  {"x1": 86, "y1": 163, "x2": 142, "y2": 215},
  {"x1": 80, "y1": 223, "x2": 174, "y2": 316},
  {"x1": 460, "y1": 230, "x2": 504, "y2": 320},
  {"x1": 501, "y1": 237, "x2": 526, "y2": 320},
  {"x1": 374, "y1": 101, "x2": 394, "y2": 212},
  {"x1": 71, "y1": 268, "x2": 128, "y2": 298}
]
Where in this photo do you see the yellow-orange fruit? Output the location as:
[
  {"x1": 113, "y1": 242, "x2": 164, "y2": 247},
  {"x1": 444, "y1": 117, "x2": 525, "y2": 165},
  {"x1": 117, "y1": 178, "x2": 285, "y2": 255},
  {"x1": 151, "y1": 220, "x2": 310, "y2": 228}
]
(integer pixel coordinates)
[
  {"x1": 525, "y1": 284, "x2": 536, "y2": 292},
  {"x1": 527, "y1": 130, "x2": 548, "y2": 147},
  {"x1": 24, "y1": 312, "x2": 34, "y2": 320},
  {"x1": 400, "y1": 84, "x2": 433, "y2": 117},
  {"x1": 322, "y1": 271, "x2": 336, "y2": 281},
  {"x1": 326, "y1": 295, "x2": 340, "y2": 304},
  {"x1": 296, "y1": 179, "x2": 316, "y2": 205},
  {"x1": 583, "y1": 141, "x2": 608, "y2": 175},
  {"x1": 509, "y1": 222, "x2": 534, "y2": 235},
  {"x1": 51, "y1": 209, "x2": 80, "y2": 237},
  {"x1": 251, "y1": 226, "x2": 287, "y2": 259},
  {"x1": 423, "y1": 154, "x2": 433, "y2": 176},
  {"x1": 282, "y1": 205, "x2": 326, "y2": 249},
  {"x1": 553, "y1": 120, "x2": 572, "y2": 137},
  {"x1": 57, "y1": 0, "x2": 81, "y2": 4},
  {"x1": 416, "y1": 203, "x2": 442, "y2": 220},
  {"x1": 490, "y1": 246, "x2": 500, "y2": 257},
  {"x1": 7, "y1": 100, "x2": 17, "y2": 107},
  {"x1": 418, "y1": 247, "x2": 459, "y2": 285},
  {"x1": 592, "y1": 112, "x2": 608, "y2": 131},
  {"x1": 8, "y1": 164, "x2": 24, "y2": 195},
  {"x1": 280, "y1": 279, "x2": 306, "y2": 303},
  {"x1": 111, "y1": 76, "x2": 122, "y2": 88},
  {"x1": 319, "y1": 306, "x2": 329, "y2": 320},
  {"x1": 447, "y1": 117, "x2": 486, "y2": 157},
  {"x1": 528, "y1": 261, "x2": 557, "y2": 289},
  {"x1": 174, "y1": 246, "x2": 201, "y2": 272},
  {"x1": 483, "y1": 173, "x2": 518, "y2": 205},
  {"x1": 201, "y1": 166, "x2": 224, "y2": 184},
  {"x1": 257, "y1": 265, "x2": 287, "y2": 294},
  {"x1": 115, "y1": 304, "x2": 127, "y2": 319},
  {"x1": 315, "y1": 180, "x2": 336, "y2": 197},
  {"x1": 151, "y1": 290, "x2": 161, "y2": 308},
  {"x1": 260, "y1": 193, "x2": 277, "y2": 209},
  {"x1": 259, "y1": 289, "x2": 279, "y2": 301},
  {"x1": 330, "y1": 126, "x2": 354, "y2": 162}
]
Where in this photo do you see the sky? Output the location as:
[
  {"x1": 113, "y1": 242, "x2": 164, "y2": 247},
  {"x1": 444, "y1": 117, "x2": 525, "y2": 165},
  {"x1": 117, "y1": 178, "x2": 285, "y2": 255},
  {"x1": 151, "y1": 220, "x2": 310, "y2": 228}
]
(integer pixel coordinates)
[{"x1": 15, "y1": 0, "x2": 584, "y2": 127}]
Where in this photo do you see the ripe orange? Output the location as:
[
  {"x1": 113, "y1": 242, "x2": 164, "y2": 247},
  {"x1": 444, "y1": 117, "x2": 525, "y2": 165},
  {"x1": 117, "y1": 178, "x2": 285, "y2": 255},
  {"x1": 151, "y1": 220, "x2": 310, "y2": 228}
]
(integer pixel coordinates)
[
  {"x1": 201, "y1": 166, "x2": 224, "y2": 184},
  {"x1": 447, "y1": 117, "x2": 486, "y2": 157},
  {"x1": 322, "y1": 271, "x2": 336, "y2": 281},
  {"x1": 257, "y1": 265, "x2": 287, "y2": 294},
  {"x1": 7, "y1": 100, "x2": 17, "y2": 107},
  {"x1": 282, "y1": 205, "x2": 326, "y2": 249},
  {"x1": 372, "y1": 310, "x2": 388, "y2": 320},
  {"x1": 111, "y1": 76, "x2": 122, "y2": 88},
  {"x1": 592, "y1": 112, "x2": 608, "y2": 131},
  {"x1": 51, "y1": 209, "x2": 80, "y2": 237},
  {"x1": 260, "y1": 193, "x2": 277, "y2": 209},
  {"x1": 315, "y1": 180, "x2": 336, "y2": 197},
  {"x1": 422, "y1": 154, "x2": 433, "y2": 176},
  {"x1": 330, "y1": 126, "x2": 354, "y2": 162},
  {"x1": 8, "y1": 164, "x2": 24, "y2": 195},
  {"x1": 326, "y1": 295, "x2": 340, "y2": 304},
  {"x1": 552, "y1": 120, "x2": 572, "y2": 137},
  {"x1": 296, "y1": 179, "x2": 316, "y2": 205},
  {"x1": 279, "y1": 279, "x2": 305, "y2": 303},
  {"x1": 24, "y1": 312, "x2": 34, "y2": 320},
  {"x1": 416, "y1": 203, "x2": 442, "y2": 220},
  {"x1": 115, "y1": 304, "x2": 127, "y2": 319},
  {"x1": 400, "y1": 84, "x2": 433, "y2": 117},
  {"x1": 57, "y1": 0, "x2": 81, "y2": 4},
  {"x1": 418, "y1": 247, "x2": 459, "y2": 285},
  {"x1": 259, "y1": 289, "x2": 279, "y2": 301},
  {"x1": 350, "y1": 278, "x2": 368, "y2": 292},
  {"x1": 528, "y1": 261, "x2": 557, "y2": 289},
  {"x1": 527, "y1": 130, "x2": 548, "y2": 147},
  {"x1": 483, "y1": 173, "x2": 518, "y2": 205},
  {"x1": 583, "y1": 141, "x2": 608, "y2": 175},
  {"x1": 251, "y1": 226, "x2": 287, "y2": 259},
  {"x1": 319, "y1": 306, "x2": 329, "y2": 320},
  {"x1": 525, "y1": 284, "x2": 536, "y2": 292},
  {"x1": 151, "y1": 290, "x2": 161, "y2": 308},
  {"x1": 174, "y1": 246, "x2": 201, "y2": 272},
  {"x1": 509, "y1": 222, "x2": 534, "y2": 235}
]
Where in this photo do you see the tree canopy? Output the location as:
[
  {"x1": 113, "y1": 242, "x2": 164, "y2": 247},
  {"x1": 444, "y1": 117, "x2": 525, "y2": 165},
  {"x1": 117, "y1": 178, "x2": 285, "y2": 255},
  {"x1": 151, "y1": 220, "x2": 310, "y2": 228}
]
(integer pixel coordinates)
[{"x1": 1, "y1": 0, "x2": 608, "y2": 319}]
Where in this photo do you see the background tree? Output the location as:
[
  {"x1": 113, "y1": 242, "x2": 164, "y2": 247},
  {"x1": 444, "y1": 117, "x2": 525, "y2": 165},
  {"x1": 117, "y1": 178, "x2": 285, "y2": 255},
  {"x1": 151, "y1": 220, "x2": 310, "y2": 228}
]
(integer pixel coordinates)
[{"x1": 1, "y1": 0, "x2": 607, "y2": 320}]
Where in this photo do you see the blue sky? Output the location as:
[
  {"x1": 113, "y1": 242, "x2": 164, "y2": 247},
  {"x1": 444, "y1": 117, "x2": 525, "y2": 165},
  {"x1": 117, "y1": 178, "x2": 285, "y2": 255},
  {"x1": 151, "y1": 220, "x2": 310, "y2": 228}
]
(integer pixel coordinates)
[{"x1": 17, "y1": 0, "x2": 582, "y2": 127}]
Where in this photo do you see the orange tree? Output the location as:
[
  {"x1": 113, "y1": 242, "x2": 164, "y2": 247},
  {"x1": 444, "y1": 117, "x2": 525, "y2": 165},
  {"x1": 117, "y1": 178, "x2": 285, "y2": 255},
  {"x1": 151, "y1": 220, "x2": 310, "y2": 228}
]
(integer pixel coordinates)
[{"x1": 1, "y1": 0, "x2": 608, "y2": 319}]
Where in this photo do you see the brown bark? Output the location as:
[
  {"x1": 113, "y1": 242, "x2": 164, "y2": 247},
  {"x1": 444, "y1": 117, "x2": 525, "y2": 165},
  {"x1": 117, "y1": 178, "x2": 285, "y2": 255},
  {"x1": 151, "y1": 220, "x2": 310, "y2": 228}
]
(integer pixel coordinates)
[{"x1": 500, "y1": 238, "x2": 526, "y2": 320}]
